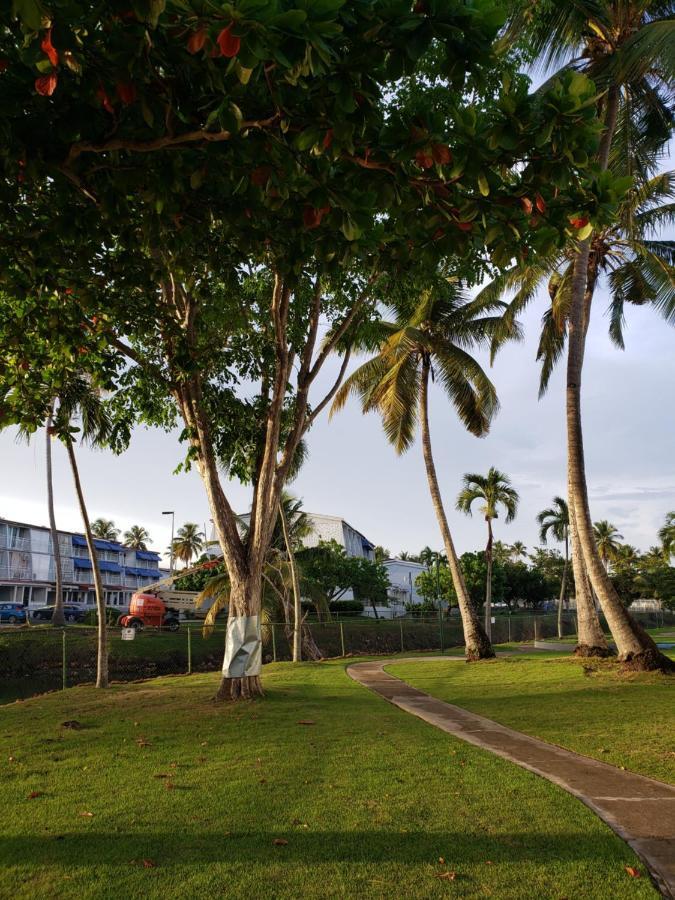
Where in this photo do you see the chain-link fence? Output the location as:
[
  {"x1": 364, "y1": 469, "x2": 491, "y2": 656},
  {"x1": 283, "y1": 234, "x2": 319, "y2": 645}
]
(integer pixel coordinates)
[{"x1": 1, "y1": 609, "x2": 673, "y2": 703}]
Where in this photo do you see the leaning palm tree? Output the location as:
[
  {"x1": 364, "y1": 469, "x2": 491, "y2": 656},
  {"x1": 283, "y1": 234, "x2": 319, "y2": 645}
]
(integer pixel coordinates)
[
  {"x1": 91, "y1": 518, "x2": 120, "y2": 541},
  {"x1": 537, "y1": 496, "x2": 572, "y2": 639},
  {"x1": 593, "y1": 521, "x2": 624, "y2": 572},
  {"x1": 509, "y1": 541, "x2": 528, "y2": 562},
  {"x1": 497, "y1": 0, "x2": 675, "y2": 671},
  {"x1": 457, "y1": 468, "x2": 519, "y2": 639},
  {"x1": 123, "y1": 525, "x2": 151, "y2": 551},
  {"x1": 172, "y1": 523, "x2": 204, "y2": 567},
  {"x1": 658, "y1": 511, "x2": 675, "y2": 560},
  {"x1": 332, "y1": 280, "x2": 511, "y2": 660}
]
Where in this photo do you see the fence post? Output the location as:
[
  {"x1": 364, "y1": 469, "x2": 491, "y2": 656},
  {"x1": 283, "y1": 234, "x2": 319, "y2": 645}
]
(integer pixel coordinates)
[
  {"x1": 439, "y1": 610, "x2": 444, "y2": 655},
  {"x1": 62, "y1": 629, "x2": 67, "y2": 691},
  {"x1": 399, "y1": 620, "x2": 404, "y2": 653},
  {"x1": 508, "y1": 615, "x2": 511, "y2": 643},
  {"x1": 339, "y1": 621, "x2": 345, "y2": 658},
  {"x1": 187, "y1": 626, "x2": 192, "y2": 675},
  {"x1": 533, "y1": 616, "x2": 538, "y2": 642},
  {"x1": 271, "y1": 624, "x2": 277, "y2": 662}
]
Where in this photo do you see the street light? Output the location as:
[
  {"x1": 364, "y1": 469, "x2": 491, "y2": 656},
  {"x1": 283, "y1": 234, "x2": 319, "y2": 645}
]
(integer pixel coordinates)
[{"x1": 162, "y1": 511, "x2": 175, "y2": 576}]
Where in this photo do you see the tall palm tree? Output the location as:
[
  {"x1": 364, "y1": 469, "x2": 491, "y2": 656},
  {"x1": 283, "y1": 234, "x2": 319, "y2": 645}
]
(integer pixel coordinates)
[
  {"x1": 123, "y1": 526, "x2": 151, "y2": 551},
  {"x1": 509, "y1": 541, "x2": 528, "y2": 562},
  {"x1": 44, "y1": 402, "x2": 65, "y2": 627},
  {"x1": 457, "y1": 468, "x2": 519, "y2": 639},
  {"x1": 332, "y1": 281, "x2": 510, "y2": 660},
  {"x1": 593, "y1": 520, "x2": 624, "y2": 572},
  {"x1": 500, "y1": 0, "x2": 675, "y2": 671},
  {"x1": 172, "y1": 523, "x2": 205, "y2": 567},
  {"x1": 658, "y1": 511, "x2": 675, "y2": 560},
  {"x1": 91, "y1": 519, "x2": 120, "y2": 541},
  {"x1": 537, "y1": 496, "x2": 573, "y2": 639}
]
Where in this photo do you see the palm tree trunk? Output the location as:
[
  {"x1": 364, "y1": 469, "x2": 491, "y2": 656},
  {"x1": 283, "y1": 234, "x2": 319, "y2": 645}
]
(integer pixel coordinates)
[
  {"x1": 65, "y1": 439, "x2": 109, "y2": 688},
  {"x1": 557, "y1": 532, "x2": 569, "y2": 639},
  {"x1": 569, "y1": 497, "x2": 609, "y2": 655},
  {"x1": 279, "y1": 502, "x2": 302, "y2": 663},
  {"x1": 419, "y1": 359, "x2": 494, "y2": 660},
  {"x1": 45, "y1": 405, "x2": 66, "y2": 628},
  {"x1": 485, "y1": 519, "x2": 493, "y2": 640},
  {"x1": 567, "y1": 245, "x2": 673, "y2": 671}
]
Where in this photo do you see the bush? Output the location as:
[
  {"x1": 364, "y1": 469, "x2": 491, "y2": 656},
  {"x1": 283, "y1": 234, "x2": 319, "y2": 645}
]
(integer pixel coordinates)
[
  {"x1": 329, "y1": 600, "x2": 364, "y2": 614},
  {"x1": 82, "y1": 607, "x2": 119, "y2": 626}
]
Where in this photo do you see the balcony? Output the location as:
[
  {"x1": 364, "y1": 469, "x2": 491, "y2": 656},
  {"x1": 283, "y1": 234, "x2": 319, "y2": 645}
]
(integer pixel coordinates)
[
  {"x1": 0, "y1": 564, "x2": 32, "y2": 581},
  {"x1": 0, "y1": 535, "x2": 31, "y2": 552}
]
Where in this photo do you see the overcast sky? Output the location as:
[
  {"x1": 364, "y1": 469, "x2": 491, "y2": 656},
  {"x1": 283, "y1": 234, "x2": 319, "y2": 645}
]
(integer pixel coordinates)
[{"x1": 1, "y1": 273, "x2": 673, "y2": 562}]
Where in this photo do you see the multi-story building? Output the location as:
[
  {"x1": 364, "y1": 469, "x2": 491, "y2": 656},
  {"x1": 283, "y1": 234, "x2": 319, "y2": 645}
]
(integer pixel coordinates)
[{"x1": 0, "y1": 517, "x2": 164, "y2": 612}]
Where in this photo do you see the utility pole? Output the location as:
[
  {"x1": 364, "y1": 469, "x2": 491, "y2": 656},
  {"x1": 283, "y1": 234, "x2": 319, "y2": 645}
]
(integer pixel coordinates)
[{"x1": 162, "y1": 510, "x2": 175, "y2": 576}]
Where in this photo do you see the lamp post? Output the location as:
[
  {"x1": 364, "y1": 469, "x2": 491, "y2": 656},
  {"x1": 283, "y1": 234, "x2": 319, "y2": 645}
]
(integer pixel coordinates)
[{"x1": 162, "y1": 511, "x2": 175, "y2": 576}]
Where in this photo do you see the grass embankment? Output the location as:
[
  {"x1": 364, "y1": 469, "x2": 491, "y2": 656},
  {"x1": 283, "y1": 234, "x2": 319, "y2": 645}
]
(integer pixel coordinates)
[
  {"x1": 389, "y1": 654, "x2": 675, "y2": 784},
  {"x1": 0, "y1": 660, "x2": 657, "y2": 899}
]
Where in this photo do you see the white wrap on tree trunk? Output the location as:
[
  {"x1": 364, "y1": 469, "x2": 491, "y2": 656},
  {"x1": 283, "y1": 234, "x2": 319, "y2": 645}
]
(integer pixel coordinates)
[{"x1": 222, "y1": 615, "x2": 262, "y2": 677}]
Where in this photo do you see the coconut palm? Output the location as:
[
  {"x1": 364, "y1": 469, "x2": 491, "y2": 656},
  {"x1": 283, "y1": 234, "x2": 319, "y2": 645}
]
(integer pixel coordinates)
[
  {"x1": 171, "y1": 523, "x2": 204, "y2": 567},
  {"x1": 457, "y1": 468, "x2": 520, "y2": 639},
  {"x1": 537, "y1": 496, "x2": 571, "y2": 639},
  {"x1": 509, "y1": 541, "x2": 528, "y2": 562},
  {"x1": 123, "y1": 526, "x2": 151, "y2": 551},
  {"x1": 593, "y1": 521, "x2": 624, "y2": 572},
  {"x1": 498, "y1": 0, "x2": 675, "y2": 670},
  {"x1": 331, "y1": 279, "x2": 511, "y2": 660},
  {"x1": 91, "y1": 518, "x2": 120, "y2": 541},
  {"x1": 658, "y1": 511, "x2": 675, "y2": 560}
]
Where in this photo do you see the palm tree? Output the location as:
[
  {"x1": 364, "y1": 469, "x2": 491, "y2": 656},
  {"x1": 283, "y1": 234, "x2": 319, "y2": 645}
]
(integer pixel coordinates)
[
  {"x1": 333, "y1": 280, "x2": 510, "y2": 660},
  {"x1": 123, "y1": 526, "x2": 151, "y2": 551},
  {"x1": 44, "y1": 402, "x2": 65, "y2": 627},
  {"x1": 276, "y1": 493, "x2": 313, "y2": 662},
  {"x1": 457, "y1": 468, "x2": 519, "y2": 640},
  {"x1": 91, "y1": 518, "x2": 120, "y2": 541},
  {"x1": 593, "y1": 521, "x2": 624, "y2": 572},
  {"x1": 509, "y1": 541, "x2": 528, "y2": 562},
  {"x1": 373, "y1": 545, "x2": 391, "y2": 563},
  {"x1": 499, "y1": 0, "x2": 675, "y2": 671},
  {"x1": 172, "y1": 523, "x2": 205, "y2": 567},
  {"x1": 658, "y1": 512, "x2": 675, "y2": 560},
  {"x1": 537, "y1": 496, "x2": 573, "y2": 640}
]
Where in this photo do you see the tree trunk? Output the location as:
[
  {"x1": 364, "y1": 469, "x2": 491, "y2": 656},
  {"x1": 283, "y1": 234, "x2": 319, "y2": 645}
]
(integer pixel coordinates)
[
  {"x1": 557, "y1": 532, "x2": 569, "y2": 639},
  {"x1": 45, "y1": 406, "x2": 66, "y2": 628},
  {"x1": 419, "y1": 359, "x2": 494, "y2": 660},
  {"x1": 279, "y1": 502, "x2": 302, "y2": 663},
  {"x1": 370, "y1": 598, "x2": 380, "y2": 619},
  {"x1": 566, "y1": 246, "x2": 673, "y2": 672},
  {"x1": 65, "y1": 439, "x2": 108, "y2": 688},
  {"x1": 570, "y1": 497, "x2": 610, "y2": 655},
  {"x1": 214, "y1": 575, "x2": 265, "y2": 700},
  {"x1": 485, "y1": 519, "x2": 493, "y2": 640}
]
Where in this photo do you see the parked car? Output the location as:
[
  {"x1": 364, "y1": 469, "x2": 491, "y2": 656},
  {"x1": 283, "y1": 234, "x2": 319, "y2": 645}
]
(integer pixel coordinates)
[
  {"x1": 31, "y1": 604, "x2": 86, "y2": 623},
  {"x1": 0, "y1": 603, "x2": 27, "y2": 624}
]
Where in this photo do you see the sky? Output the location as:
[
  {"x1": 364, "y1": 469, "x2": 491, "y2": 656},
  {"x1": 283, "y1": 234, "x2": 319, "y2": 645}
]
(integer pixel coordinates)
[{"x1": 1, "y1": 277, "x2": 673, "y2": 562}]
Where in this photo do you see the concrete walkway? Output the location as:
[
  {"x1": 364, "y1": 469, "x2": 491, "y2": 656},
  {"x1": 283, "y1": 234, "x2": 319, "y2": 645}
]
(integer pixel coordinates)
[{"x1": 348, "y1": 658, "x2": 675, "y2": 898}]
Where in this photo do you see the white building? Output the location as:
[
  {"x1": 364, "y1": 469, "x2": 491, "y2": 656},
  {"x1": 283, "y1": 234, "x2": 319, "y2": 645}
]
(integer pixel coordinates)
[{"x1": 383, "y1": 559, "x2": 427, "y2": 607}]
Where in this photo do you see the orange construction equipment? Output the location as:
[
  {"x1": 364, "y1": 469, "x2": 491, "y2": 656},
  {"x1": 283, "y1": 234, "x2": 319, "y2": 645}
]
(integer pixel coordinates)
[{"x1": 118, "y1": 593, "x2": 180, "y2": 631}]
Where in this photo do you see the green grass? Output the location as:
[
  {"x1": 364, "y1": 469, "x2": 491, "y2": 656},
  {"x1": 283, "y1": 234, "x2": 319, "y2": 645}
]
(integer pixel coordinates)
[
  {"x1": 388, "y1": 654, "x2": 675, "y2": 784},
  {"x1": 0, "y1": 661, "x2": 658, "y2": 899}
]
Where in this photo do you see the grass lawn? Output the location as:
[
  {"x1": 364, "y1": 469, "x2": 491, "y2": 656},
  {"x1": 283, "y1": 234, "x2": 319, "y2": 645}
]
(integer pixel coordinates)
[
  {"x1": 0, "y1": 660, "x2": 658, "y2": 899},
  {"x1": 388, "y1": 654, "x2": 675, "y2": 784}
]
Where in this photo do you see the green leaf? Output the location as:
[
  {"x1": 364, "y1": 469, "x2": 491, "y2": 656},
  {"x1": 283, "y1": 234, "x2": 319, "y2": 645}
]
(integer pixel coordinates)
[
  {"x1": 577, "y1": 222, "x2": 593, "y2": 240},
  {"x1": 341, "y1": 216, "x2": 361, "y2": 241},
  {"x1": 12, "y1": 0, "x2": 44, "y2": 30},
  {"x1": 478, "y1": 174, "x2": 490, "y2": 197}
]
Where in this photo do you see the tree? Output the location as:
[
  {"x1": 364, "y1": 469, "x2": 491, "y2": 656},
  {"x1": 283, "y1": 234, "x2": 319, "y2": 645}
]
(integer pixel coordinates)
[
  {"x1": 123, "y1": 526, "x2": 151, "y2": 551},
  {"x1": 350, "y1": 557, "x2": 390, "y2": 619},
  {"x1": 509, "y1": 541, "x2": 528, "y2": 561},
  {"x1": 44, "y1": 404, "x2": 65, "y2": 627},
  {"x1": 416, "y1": 563, "x2": 456, "y2": 610},
  {"x1": 333, "y1": 279, "x2": 505, "y2": 660},
  {"x1": 172, "y1": 524, "x2": 204, "y2": 568},
  {"x1": 537, "y1": 496, "x2": 572, "y2": 638},
  {"x1": 658, "y1": 512, "x2": 675, "y2": 561},
  {"x1": 298, "y1": 540, "x2": 358, "y2": 611},
  {"x1": 501, "y1": 0, "x2": 675, "y2": 671},
  {"x1": 456, "y1": 467, "x2": 519, "y2": 640},
  {"x1": 91, "y1": 519, "x2": 120, "y2": 541},
  {"x1": 373, "y1": 546, "x2": 391, "y2": 564},
  {"x1": 593, "y1": 521, "x2": 624, "y2": 572},
  {"x1": 0, "y1": 1, "x2": 619, "y2": 695}
]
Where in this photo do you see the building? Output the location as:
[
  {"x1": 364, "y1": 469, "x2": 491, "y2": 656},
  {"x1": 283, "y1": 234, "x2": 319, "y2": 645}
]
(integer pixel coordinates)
[
  {"x1": 0, "y1": 516, "x2": 164, "y2": 612},
  {"x1": 383, "y1": 559, "x2": 427, "y2": 608}
]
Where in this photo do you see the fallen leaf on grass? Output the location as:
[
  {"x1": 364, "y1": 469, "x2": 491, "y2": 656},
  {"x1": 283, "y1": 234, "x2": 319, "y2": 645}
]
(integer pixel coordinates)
[
  {"x1": 485, "y1": 860, "x2": 493, "y2": 865},
  {"x1": 78, "y1": 811, "x2": 94, "y2": 818},
  {"x1": 435, "y1": 871, "x2": 457, "y2": 881},
  {"x1": 438, "y1": 857, "x2": 445, "y2": 865},
  {"x1": 136, "y1": 739, "x2": 151, "y2": 748},
  {"x1": 153, "y1": 773, "x2": 170, "y2": 779},
  {"x1": 297, "y1": 720, "x2": 315, "y2": 726},
  {"x1": 273, "y1": 838, "x2": 288, "y2": 846},
  {"x1": 625, "y1": 867, "x2": 641, "y2": 878},
  {"x1": 165, "y1": 782, "x2": 175, "y2": 791},
  {"x1": 27, "y1": 791, "x2": 43, "y2": 799},
  {"x1": 8, "y1": 756, "x2": 15, "y2": 762},
  {"x1": 61, "y1": 720, "x2": 82, "y2": 729},
  {"x1": 143, "y1": 859, "x2": 156, "y2": 868}
]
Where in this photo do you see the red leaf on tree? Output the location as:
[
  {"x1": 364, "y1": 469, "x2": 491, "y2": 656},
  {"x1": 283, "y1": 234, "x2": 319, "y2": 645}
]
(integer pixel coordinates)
[
  {"x1": 217, "y1": 25, "x2": 241, "y2": 58},
  {"x1": 97, "y1": 86, "x2": 114, "y2": 114},
  {"x1": 455, "y1": 221, "x2": 473, "y2": 232},
  {"x1": 535, "y1": 193, "x2": 546, "y2": 214},
  {"x1": 187, "y1": 28, "x2": 207, "y2": 54},
  {"x1": 0, "y1": 60, "x2": 9, "y2": 73},
  {"x1": 520, "y1": 196, "x2": 533, "y2": 215},
  {"x1": 415, "y1": 150, "x2": 434, "y2": 169},
  {"x1": 432, "y1": 228, "x2": 445, "y2": 241},
  {"x1": 569, "y1": 216, "x2": 589, "y2": 229},
  {"x1": 414, "y1": 0, "x2": 428, "y2": 12},
  {"x1": 35, "y1": 74, "x2": 58, "y2": 96},
  {"x1": 250, "y1": 166, "x2": 272, "y2": 187},
  {"x1": 41, "y1": 29, "x2": 59, "y2": 68},
  {"x1": 116, "y1": 82, "x2": 136, "y2": 105},
  {"x1": 322, "y1": 129, "x2": 334, "y2": 150},
  {"x1": 303, "y1": 206, "x2": 330, "y2": 229},
  {"x1": 431, "y1": 143, "x2": 452, "y2": 165}
]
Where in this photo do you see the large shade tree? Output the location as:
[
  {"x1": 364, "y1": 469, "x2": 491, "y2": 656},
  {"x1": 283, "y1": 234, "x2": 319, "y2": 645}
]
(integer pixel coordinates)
[{"x1": 0, "y1": 1, "x2": 623, "y2": 696}]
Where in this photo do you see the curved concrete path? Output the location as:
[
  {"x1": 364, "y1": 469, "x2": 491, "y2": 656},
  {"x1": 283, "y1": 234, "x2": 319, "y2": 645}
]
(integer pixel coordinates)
[{"x1": 348, "y1": 658, "x2": 675, "y2": 899}]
